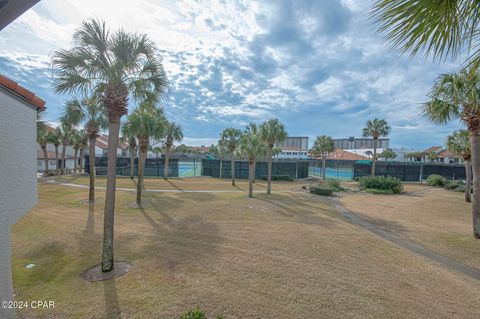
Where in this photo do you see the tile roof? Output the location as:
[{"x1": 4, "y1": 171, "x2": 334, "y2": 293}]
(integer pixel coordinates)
[
  {"x1": 325, "y1": 149, "x2": 368, "y2": 161},
  {"x1": 37, "y1": 150, "x2": 75, "y2": 160},
  {"x1": 0, "y1": 74, "x2": 46, "y2": 111},
  {"x1": 423, "y1": 146, "x2": 442, "y2": 154}
]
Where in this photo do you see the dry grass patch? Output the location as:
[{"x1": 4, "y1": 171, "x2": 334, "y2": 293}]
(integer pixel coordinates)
[
  {"x1": 10, "y1": 181, "x2": 480, "y2": 318},
  {"x1": 340, "y1": 183, "x2": 480, "y2": 269}
]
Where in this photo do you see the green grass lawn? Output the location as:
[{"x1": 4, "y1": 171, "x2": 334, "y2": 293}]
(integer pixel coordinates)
[{"x1": 11, "y1": 178, "x2": 480, "y2": 318}]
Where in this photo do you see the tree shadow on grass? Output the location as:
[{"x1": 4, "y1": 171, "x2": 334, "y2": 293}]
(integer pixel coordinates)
[{"x1": 103, "y1": 278, "x2": 121, "y2": 318}]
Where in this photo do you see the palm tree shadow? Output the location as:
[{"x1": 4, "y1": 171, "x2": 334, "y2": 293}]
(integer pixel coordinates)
[
  {"x1": 103, "y1": 278, "x2": 120, "y2": 318},
  {"x1": 166, "y1": 179, "x2": 182, "y2": 191}
]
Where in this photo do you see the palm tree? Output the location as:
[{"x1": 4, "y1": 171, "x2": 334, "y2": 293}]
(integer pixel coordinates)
[
  {"x1": 378, "y1": 148, "x2": 397, "y2": 161},
  {"x1": 370, "y1": 0, "x2": 480, "y2": 66},
  {"x1": 52, "y1": 19, "x2": 168, "y2": 272},
  {"x1": 447, "y1": 130, "x2": 472, "y2": 202},
  {"x1": 312, "y1": 135, "x2": 334, "y2": 180},
  {"x1": 121, "y1": 129, "x2": 137, "y2": 180},
  {"x1": 163, "y1": 122, "x2": 183, "y2": 179},
  {"x1": 219, "y1": 128, "x2": 242, "y2": 186},
  {"x1": 46, "y1": 128, "x2": 61, "y2": 173},
  {"x1": 57, "y1": 117, "x2": 73, "y2": 175},
  {"x1": 239, "y1": 123, "x2": 264, "y2": 197},
  {"x1": 78, "y1": 131, "x2": 88, "y2": 173},
  {"x1": 362, "y1": 118, "x2": 391, "y2": 176},
  {"x1": 124, "y1": 104, "x2": 165, "y2": 205},
  {"x1": 70, "y1": 129, "x2": 82, "y2": 173},
  {"x1": 62, "y1": 98, "x2": 108, "y2": 201},
  {"x1": 37, "y1": 118, "x2": 50, "y2": 176},
  {"x1": 423, "y1": 68, "x2": 480, "y2": 238},
  {"x1": 259, "y1": 119, "x2": 287, "y2": 194}
]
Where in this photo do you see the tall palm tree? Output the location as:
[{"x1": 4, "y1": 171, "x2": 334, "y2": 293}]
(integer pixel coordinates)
[
  {"x1": 52, "y1": 19, "x2": 168, "y2": 272},
  {"x1": 423, "y1": 68, "x2": 480, "y2": 237},
  {"x1": 370, "y1": 0, "x2": 480, "y2": 66},
  {"x1": 362, "y1": 118, "x2": 391, "y2": 176},
  {"x1": 46, "y1": 128, "x2": 61, "y2": 173},
  {"x1": 163, "y1": 122, "x2": 183, "y2": 179},
  {"x1": 62, "y1": 98, "x2": 108, "y2": 201},
  {"x1": 57, "y1": 117, "x2": 73, "y2": 175},
  {"x1": 260, "y1": 119, "x2": 288, "y2": 194},
  {"x1": 447, "y1": 130, "x2": 472, "y2": 202},
  {"x1": 37, "y1": 118, "x2": 50, "y2": 176},
  {"x1": 124, "y1": 104, "x2": 165, "y2": 205},
  {"x1": 70, "y1": 129, "x2": 82, "y2": 173},
  {"x1": 219, "y1": 128, "x2": 242, "y2": 186},
  {"x1": 78, "y1": 131, "x2": 88, "y2": 173},
  {"x1": 121, "y1": 128, "x2": 137, "y2": 180},
  {"x1": 239, "y1": 123, "x2": 265, "y2": 197},
  {"x1": 313, "y1": 135, "x2": 335, "y2": 180}
]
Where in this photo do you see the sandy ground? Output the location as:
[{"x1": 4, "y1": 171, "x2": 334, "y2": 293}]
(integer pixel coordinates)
[{"x1": 10, "y1": 178, "x2": 480, "y2": 318}]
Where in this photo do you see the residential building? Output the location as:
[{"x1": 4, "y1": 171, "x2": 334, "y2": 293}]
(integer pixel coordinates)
[
  {"x1": 0, "y1": 73, "x2": 45, "y2": 319},
  {"x1": 275, "y1": 136, "x2": 309, "y2": 151},
  {"x1": 334, "y1": 136, "x2": 390, "y2": 150},
  {"x1": 276, "y1": 147, "x2": 309, "y2": 159}
]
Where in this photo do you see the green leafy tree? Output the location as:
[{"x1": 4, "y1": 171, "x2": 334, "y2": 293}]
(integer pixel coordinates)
[
  {"x1": 362, "y1": 118, "x2": 391, "y2": 176},
  {"x1": 124, "y1": 104, "x2": 165, "y2": 205},
  {"x1": 423, "y1": 68, "x2": 480, "y2": 238},
  {"x1": 379, "y1": 148, "x2": 397, "y2": 161},
  {"x1": 163, "y1": 122, "x2": 183, "y2": 179},
  {"x1": 52, "y1": 19, "x2": 169, "y2": 272},
  {"x1": 260, "y1": 119, "x2": 288, "y2": 194},
  {"x1": 62, "y1": 98, "x2": 108, "y2": 201},
  {"x1": 447, "y1": 130, "x2": 472, "y2": 202},
  {"x1": 370, "y1": 0, "x2": 480, "y2": 66},
  {"x1": 312, "y1": 135, "x2": 335, "y2": 180},
  {"x1": 239, "y1": 123, "x2": 265, "y2": 197},
  {"x1": 219, "y1": 128, "x2": 242, "y2": 186},
  {"x1": 46, "y1": 127, "x2": 62, "y2": 173},
  {"x1": 37, "y1": 117, "x2": 50, "y2": 176},
  {"x1": 57, "y1": 115, "x2": 74, "y2": 175}
]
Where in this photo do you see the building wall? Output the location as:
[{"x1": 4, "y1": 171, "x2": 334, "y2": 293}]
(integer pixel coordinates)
[
  {"x1": 334, "y1": 137, "x2": 389, "y2": 150},
  {"x1": 0, "y1": 87, "x2": 37, "y2": 224},
  {"x1": 275, "y1": 137, "x2": 309, "y2": 151}
]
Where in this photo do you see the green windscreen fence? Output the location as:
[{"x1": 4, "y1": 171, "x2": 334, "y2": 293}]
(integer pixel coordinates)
[{"x1": 201, "y1": 159, "x2": 309, "y2": 179}]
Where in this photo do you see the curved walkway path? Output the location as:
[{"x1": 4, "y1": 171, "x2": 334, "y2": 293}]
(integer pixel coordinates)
[{"x1": 329, "y1": 196, "x2": 480, "y2": 281}]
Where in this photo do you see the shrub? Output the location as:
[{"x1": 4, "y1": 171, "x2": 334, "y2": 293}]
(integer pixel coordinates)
[
  {"x1": 319, "y1": 178, "x2": 343, "y2": 191},
  {"x1": 310, "y1": 186, "x2": 333, "y2": 196},
  {"x1": 444, "y1": 179, "x2": 464, "y2": 190},
  {"x1": 261, "y1": 174, "x2": 294, "y2": 181},
  {"x1": 357, "y1": 176, "x2": 403, "y2": 194},
  {"x1": 365, "y1": 188, "x2": 394, "y2": 195},
  {"x1": 180, "y1": 308, "x2": 224, "y2": 319},
  {"x1": 426, "y1": 174, "x2": 447, "y2": 187},
  {"x1": 452, "y1": 185, "x2": 466, "y2": 192}
]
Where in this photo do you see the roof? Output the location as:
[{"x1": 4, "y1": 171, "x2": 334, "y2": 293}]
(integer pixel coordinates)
[
  {"x1": 0, "y1": 0, "x2": 40, "y2": 31},
  {"x1": 95, "y1": 134, "x2": 129, "y2": 150},
  {"x1": 280, "y1": 147, "x2": 304, "y2": 151},
  {"x1": 436, "y1": 149, "x2": 461, "y2": 159},
  {"x1": 0, "y1": 74, "x2": 46, "y2": 111},
  {"x1": 326, "y1": 149, "x2": 369, "y2": 161},
  {"x1": 423, "y1": 146, "x2": 442, "y2": 154},
  {"x1": 37, "y1": 150, "x2": 74, "y2": 160}
]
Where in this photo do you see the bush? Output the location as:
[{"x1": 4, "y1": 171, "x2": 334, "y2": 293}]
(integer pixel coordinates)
[
  {"x1": 365, "y1": 188, "x2": 394, "y2": 195},
  {"x1": 261, "y1": 174, "x2": 294, "y2": 181},
  {"x1": 357, "y1": 176, "x2": 403, "y2": 194},
  {"x1": 426, "y1": 174, "x2": 447, "y2": 187},
  {"x1": 180, "y1": 308, "x2": 224, "y2": 319},
  {"x1": 444, "y1": 179, "x2": 464, "y2": 190},
  {"x1": 310, "y1": 186, "x2": 333, "y2": 196},
  {"x1": 319, "y1": 178, "x2": 343, "y2": 191}
]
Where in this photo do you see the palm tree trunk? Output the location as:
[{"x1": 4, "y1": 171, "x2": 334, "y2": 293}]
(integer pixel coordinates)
[
  {"x1": 101, "y1": 120, "x2": 121, "y2": 272},
  {"x1": 231, "y1": 153, "x2": 235, "y2": 186},
  {"x1": 88, "y1": 136, "x2": 96, "y2": 202},
  {"x1": 248, "y1": 160, "x2": 253, "y2": 197},
  {"x1": 74, "y1": 148, "x2": 78, "y2": 173},
  {"x1": 164, "y1": 146, "x2": 171, "y2": 179},
  {"x1": 469, "y1": 131, "x2": 480, "y2": 238},
  {"x1": 252, "y1": 161, "x2": 256, "y2": 184},
  {"x1": 42, "y1": 145, "x2": 49, "y2": 176},
  {"x1": 465, "y1": 160, "x2": 472, "y2": 203},
  {"x1": 322, "y1": 156, "x2": 327, "y2": 180},
  {"x1": 79, "y1": 148, "x2": 84, "y2": 173},
  {"x1": 267, "y1": 146, "x2": 273, "y2": 194},
  {"x1": 130, "y1": 148, "x2": 135, "y2": 180},
  {"x1": 55, "y1": 144, "x2": 59, "y2": 172},
  {"x1": 137, "y1": 144, "x2": 146, "y2": 205},
  {"x1": 61, "y1": 143, "x2": 67, "y2": 174},
  {"x1": 372, "y1": 137, "x2": 377, "y2": 176}
]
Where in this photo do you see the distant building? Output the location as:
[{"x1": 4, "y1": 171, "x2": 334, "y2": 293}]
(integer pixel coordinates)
[
  {"x1": 334, "y1": 136, "x2": 389, "y2": 150},
  {"x1": 274, "y1": 137, "x2": 309, "y2": 159}
]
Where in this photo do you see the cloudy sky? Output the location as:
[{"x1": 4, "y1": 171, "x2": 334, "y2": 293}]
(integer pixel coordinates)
[{"x1": 0, "y1": 0, "x2": 464, "y2": 148}]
